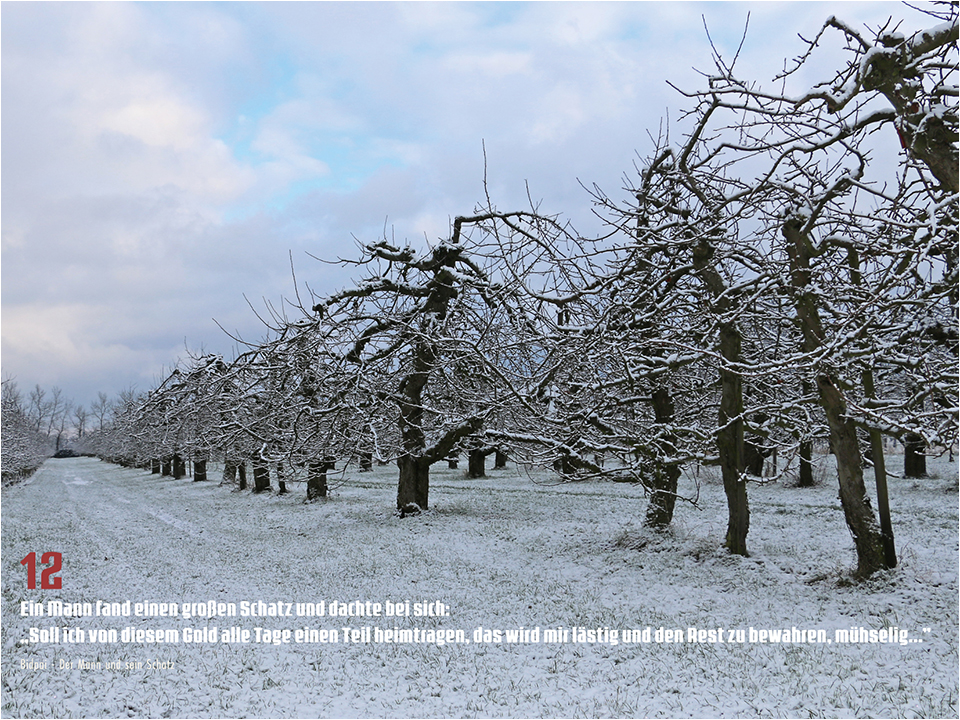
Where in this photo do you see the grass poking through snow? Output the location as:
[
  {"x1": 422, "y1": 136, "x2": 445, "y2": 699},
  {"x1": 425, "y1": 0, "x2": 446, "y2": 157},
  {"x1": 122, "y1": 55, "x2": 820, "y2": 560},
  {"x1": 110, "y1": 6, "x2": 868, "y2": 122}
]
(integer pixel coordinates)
[{"x1": 2, "y1": 454, "x2": 957, "y2": 718}]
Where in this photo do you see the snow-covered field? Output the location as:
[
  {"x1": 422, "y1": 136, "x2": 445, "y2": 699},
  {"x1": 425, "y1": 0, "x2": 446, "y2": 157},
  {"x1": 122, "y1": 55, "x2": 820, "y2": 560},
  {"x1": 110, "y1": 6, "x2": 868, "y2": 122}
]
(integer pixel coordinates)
[{"x1": 2, "y1": 454, "x2": 957, "y2": 718}]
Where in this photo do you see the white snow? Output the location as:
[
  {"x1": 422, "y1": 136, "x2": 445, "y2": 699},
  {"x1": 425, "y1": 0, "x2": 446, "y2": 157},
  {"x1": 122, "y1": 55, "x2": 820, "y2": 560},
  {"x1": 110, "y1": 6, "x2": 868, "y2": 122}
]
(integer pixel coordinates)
[{"x1": 2, "y1": 453, "x2": 957, "y2": 718}]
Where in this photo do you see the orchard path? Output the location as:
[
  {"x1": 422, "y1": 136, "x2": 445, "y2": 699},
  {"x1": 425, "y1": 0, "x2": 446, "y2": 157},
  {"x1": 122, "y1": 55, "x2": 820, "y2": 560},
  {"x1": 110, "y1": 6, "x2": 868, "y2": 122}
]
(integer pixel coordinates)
[{"x1": 2, "y1": 455, "x2": 958, "y2": 718}]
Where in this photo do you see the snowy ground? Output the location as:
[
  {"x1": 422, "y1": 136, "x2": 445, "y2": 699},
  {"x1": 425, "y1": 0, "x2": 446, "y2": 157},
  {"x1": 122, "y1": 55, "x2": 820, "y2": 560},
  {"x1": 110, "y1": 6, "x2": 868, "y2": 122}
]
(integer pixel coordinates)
[{"x1": 2, "y1": 453, "x2": 957, "y2": 718}]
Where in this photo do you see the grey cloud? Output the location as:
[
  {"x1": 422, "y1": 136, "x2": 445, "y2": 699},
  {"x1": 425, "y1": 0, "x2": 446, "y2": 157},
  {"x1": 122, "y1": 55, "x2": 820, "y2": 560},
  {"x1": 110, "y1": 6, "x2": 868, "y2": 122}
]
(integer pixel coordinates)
[{"x1": 3, "y1": 1, "x2": 911, "y2": 409}]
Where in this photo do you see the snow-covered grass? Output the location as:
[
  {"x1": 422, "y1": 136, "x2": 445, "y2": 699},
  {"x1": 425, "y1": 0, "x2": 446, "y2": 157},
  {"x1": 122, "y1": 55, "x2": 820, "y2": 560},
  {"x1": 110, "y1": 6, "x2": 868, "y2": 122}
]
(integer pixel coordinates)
[{"x1": 2, "y1": 453, "x2": 957, "y2": 718}]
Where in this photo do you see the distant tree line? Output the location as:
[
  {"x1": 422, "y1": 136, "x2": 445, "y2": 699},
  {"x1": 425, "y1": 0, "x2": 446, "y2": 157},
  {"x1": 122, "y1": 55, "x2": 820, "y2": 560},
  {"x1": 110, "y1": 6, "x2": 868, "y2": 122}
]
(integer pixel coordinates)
[
  {"x1": 0, "y1": 380, "x2": 109, "y2": 483},
  {"x1": 22, "y1": 6, "x2": 958, "y2": 578}
]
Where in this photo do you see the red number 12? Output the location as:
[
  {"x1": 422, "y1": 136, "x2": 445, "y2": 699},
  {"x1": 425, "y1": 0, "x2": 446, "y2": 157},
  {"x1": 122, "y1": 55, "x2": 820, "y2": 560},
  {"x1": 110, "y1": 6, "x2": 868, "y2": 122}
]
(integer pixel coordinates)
[{"x1": 21, "y1": 552, "x2": 62, "y2": 589}]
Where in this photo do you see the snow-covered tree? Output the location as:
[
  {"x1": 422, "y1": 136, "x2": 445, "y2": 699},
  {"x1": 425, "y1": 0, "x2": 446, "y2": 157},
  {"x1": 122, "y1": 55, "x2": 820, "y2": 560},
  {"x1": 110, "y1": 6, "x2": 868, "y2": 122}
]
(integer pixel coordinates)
[
  {"x1": 652, "y1": 4, "x2": 959, "y2": 575},
  {"x1": 281, "y1": 215, "x2": 544, "y2": 515},
  {"x1": 1, "y1": 379, "x2": 52, "y2": 483}
]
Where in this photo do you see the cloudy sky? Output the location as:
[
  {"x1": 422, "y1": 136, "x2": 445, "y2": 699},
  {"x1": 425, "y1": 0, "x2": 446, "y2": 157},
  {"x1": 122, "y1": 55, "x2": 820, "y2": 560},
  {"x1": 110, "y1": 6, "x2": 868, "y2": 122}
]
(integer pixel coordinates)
[{"x1": 2, "y1": 1, "x2": 917, "y2": 410}]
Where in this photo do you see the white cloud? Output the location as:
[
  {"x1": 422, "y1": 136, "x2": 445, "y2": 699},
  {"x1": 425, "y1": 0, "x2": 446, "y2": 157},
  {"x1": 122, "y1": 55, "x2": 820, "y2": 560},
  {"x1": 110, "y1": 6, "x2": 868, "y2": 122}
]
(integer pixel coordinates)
[
  {"x1": 250, "y1": 126, "x2": 330, "y2": 178},
  {"x1": 0, "y1": 302, "x2": 179, "y2": 399},
  {"x1": 3, "y1": 3, "x2": 255, "y2": 209},
  {"x1": 2, "y1": 0, "x2": 920, "y2": 408},
  {"x1": 529, "y1": 85, "x2": 586, "y2": 145},
  {"x1": 100, "y1": 92, "x2": 206, "y2": 151},
  {"x1": 542, "y1": 3, "x2": 626, "y2": 46},
  {"x1": 444, "y1": 51, "x2": 534, "y2": 78}
]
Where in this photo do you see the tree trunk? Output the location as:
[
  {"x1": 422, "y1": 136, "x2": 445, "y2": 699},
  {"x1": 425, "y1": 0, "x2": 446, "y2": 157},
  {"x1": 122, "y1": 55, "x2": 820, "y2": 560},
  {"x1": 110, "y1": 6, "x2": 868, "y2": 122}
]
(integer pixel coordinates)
[
  {"x1": 494, "y1": 450, "x2": 508, "y2": 469},
  {"x1": 307, "y1": 458, "x2": 334, "y2": 501},
  {"x1": 693, "y1": 239, "x2": 749, "y2": 556},
  {"x1": 785, "y1": 218, "x2": 886, "y2": 576},
  {"x1": 867, "y1": 429, "x2": 896, "y2": 567},
  {"x1": 222, "y1": 460, "x2": 237, "y2": 485},
  {"x1": 193, "y1": 459, "x2": 207, "y2": 482},
  {"x1": 395, "y1": 333, "x2": 433, "y2": 515},
  {"x1": 447, "y1": 456, "x2": 459, "y2": 469},
  {"x1": 718, "y1": 322, "x2": 749, "y2": 556},
  {"x1": 237, "y1": 461, "x2": 247, "y2": 491},
  {"x1": 846, "y1": 247, "x2": 896, "y2": 568},
  {"x1": 397, "y1": 454, "x2": 430, "y2": 515},
  {"x1": 860, "y1": 367, "x2": 896, "y2": 568},
  {"x1": 467, "y1": 448, "x2": 487, "y2": 478},
  {"x1": 903, "y1": 432, "x2": 927, "y2": 478},
  {"x1": 151, "y1": 459, "x2": 161, "y2": 474},
  {"x1": 644, "y1": 386, "x2": 681, "y2": 529},
  {"x1": 359, "y1": 452, "x2": 373, "y2": 472},
  {"x1": 553, "y1": 453, "x2": 574, "y2": 475},
  {"x1": 797, "y1": 440, "x2": 814, "y2": 487},
  {"x1": 161, "y1": 458, "x2": 172, "y2": 476},
  {"x1": 252, "y1": 459, "x2": 271, "y2": 493},
  {"x1": 744, "y1": 414, "x2": 770, "y2": 477},
  {"x1": 797, "y1": 377, "x2": 816, "y2": 487},
  {"x1": 276, "y1": 462, "x2": 287, "y2": 494},
  {"x1": 744, "y1": 442, "x2": 765, "y2": 476},
  {"x1": 818, "y1": 377, "x2": 886, "y2": 576},
  {"x1": 172, "y1": 454, "x2": 186, "y2": 479}
]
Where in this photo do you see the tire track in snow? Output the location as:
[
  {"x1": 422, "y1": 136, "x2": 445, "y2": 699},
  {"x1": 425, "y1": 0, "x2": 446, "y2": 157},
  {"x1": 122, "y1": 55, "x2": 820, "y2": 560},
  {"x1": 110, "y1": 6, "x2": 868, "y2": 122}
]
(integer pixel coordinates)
[
  {"x1": 139, "y1": 508, "x2": 200, "y2": 537},
  {"x1": 55, "y1": 460, "x2": 201, "y2": 538}
]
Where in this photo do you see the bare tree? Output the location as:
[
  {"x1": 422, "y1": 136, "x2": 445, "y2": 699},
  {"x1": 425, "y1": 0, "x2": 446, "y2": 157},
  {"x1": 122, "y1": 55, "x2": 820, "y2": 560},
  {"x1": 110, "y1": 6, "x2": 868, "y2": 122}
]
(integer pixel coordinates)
[
  {"x1": 661, "y1": 4, "x2": 957, "y2": 574},
  {"x1": 44, "y1": 387, "x2": 67, "y2": 438},
  {"x1": 300, "y1": 221, "x2": 515, "y2": 515},
  {"x1": 73, "y1": 405, "x2": 87, "y2": 440},
  {"x1": 2, "y1": 379, "x2": 50, "y2": 482},
  {"x1": 91, "y1": 391, "x2": 111, "y2": 432},
  {"x1": 53, "y1": 399, "x2": 73, "y2": 452},
  {"x1": 28, "y1": 384, "x2": 47, "y2": 434},
  {"x1": 790, "y1": 6, "x2": 958, "y2": 194}
]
